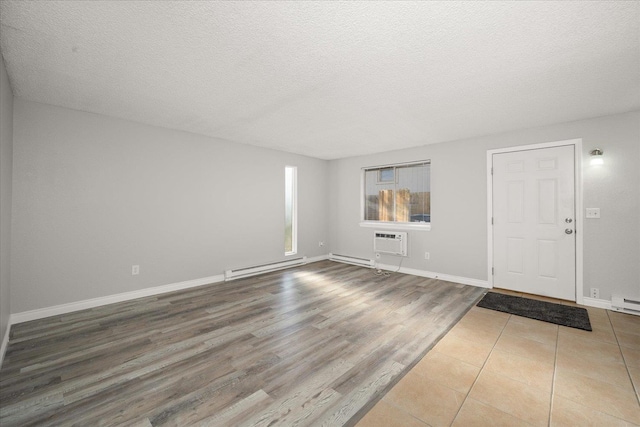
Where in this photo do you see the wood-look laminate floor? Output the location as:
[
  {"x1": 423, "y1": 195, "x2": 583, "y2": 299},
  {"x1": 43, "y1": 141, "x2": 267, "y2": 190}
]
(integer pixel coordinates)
[{"x1": 0, "y1": 260, "x2": 484, "y2": 426}]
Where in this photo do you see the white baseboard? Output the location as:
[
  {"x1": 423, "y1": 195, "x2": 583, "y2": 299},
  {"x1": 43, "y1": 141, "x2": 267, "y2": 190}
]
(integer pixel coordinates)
[
  {"x1": 582, "y1": 297, "x2": 612, "y2": 310},
  {"x1": 0, "y1": 323, "x2": 10, "y2": 368},
  {"x1": 377, "y1": 263, "x2": 490, "y2": 289},
  {"x1": 9, "y1": 254, "x2": 331, "y2": 326},
  {"x1": 2, "y1": 254, "x2": 331, "y2": 367},
  {"x1": 306, "y1": 254, "x2": 330, "y2": 263},
  {"x1": 10, "y1": 274, "x2": 225, "y2": 325}
]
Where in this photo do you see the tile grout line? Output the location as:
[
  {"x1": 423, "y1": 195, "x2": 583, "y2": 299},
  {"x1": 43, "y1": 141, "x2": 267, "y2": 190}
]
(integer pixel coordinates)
[
  {"x1": 363, "y1": 293, "x2": 488, "y2": 426},
  {"x1": 554, "y1": 310, "x2": 638, "y2": 425},
  {"x1": 447, "y1": 310, "x2": 512, "y2": 426},
  {"x1": 375, "y1": 398, "x2": 432, "y2": 427},
  {"x1": 548, "y1": 322, "x2": 560, "y2": 427},
  {"x1": 372, "y1": 297, "x2": 485, "y2": 426},
  {"x1": 367, "y1": 302, "x2": 635, "y2": 427},
  {"x1": 607, "y1": 310, "x2": 640, "y2": 408}
]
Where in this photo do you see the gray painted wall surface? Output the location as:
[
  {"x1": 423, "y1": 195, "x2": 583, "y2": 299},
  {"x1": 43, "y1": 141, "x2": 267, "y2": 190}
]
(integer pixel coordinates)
[
  {"x1": 11, "y1": 100, "x2": 329, "y2": 313},
  {"x1": 0, "y1": 57, "x2": 13, "y2": 342},
  {"x1": 7, "y1": 98, "x2": 639, "y2": 314},
  {"x1": 329, "y1": 111, "x2": 640, "y2": 302}
]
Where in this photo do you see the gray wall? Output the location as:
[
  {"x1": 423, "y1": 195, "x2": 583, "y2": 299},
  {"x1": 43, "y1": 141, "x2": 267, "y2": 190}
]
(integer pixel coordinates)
[
  {"x1": 7, "y1": 97, "x2": 639, "y2": 314},
  {"x1": 0, "y1": 56, "x2": 13, "y2": 342},
  {"x1": 11, "y1": 100, "x2": 329, "y2": 313},
  {"x1": 329, "y1": 111, "x2": 640, "y2": 302}
]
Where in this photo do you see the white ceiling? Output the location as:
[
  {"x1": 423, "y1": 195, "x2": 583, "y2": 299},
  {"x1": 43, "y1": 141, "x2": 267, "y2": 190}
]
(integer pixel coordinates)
[{"x1": 1, "y1": 1, "x2": 638, "y2": 160}]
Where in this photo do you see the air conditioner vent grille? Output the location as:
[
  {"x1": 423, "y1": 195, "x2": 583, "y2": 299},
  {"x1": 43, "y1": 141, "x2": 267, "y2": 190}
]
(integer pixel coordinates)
[{"x1": 374, "y1": 231, "x2": 408, "y2": 256}]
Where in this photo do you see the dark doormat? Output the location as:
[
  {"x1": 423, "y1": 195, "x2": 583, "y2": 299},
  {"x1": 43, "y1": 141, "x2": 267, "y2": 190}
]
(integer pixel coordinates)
[{"x1": 477, "y1": 292, "x2": 592, "y2": 331}]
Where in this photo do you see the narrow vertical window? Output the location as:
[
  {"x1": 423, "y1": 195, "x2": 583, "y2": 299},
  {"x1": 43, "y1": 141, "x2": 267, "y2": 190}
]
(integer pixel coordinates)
[{"x1": 285, "y1": 166, "x2": 297, "y2": 255}]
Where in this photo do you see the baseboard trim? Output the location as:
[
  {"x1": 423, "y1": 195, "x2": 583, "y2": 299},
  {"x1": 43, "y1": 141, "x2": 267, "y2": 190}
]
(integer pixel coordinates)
[
  {"x1": 9, "y1": 254, "x2": 331, "y2": 326},
  {"x1": 582, "y1": 297, "x2": 612, "y2": 310},
  {"x1": 305, "y1": 254, "x2": 330, "y2": 264},
  {"x1": 3, "y1": 254, "x2": 331, "y2": 367},
  {"x1": 10, "y1": 274, "x2": 225, "y2": 325},
  {"x1": 377, "y1": 263, "x2": 490, "y2": 289}
]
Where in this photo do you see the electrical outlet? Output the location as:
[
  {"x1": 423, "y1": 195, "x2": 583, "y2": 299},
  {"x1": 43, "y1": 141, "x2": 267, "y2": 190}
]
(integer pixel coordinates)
[
  {"x1": 132, "y1": 265, "x2": 140, "y2": 275},
  {"x1": 586, "y1": 208, "x2": 600, "y2": 219},
  {"x1": 590, "y1": 287, "x2": 599, "y2": 299},
  {"x1": 424, "y1": 252, "x2": 430, "y2": 260},
  {"x1": 375, "y1": 253, "x2": 381, "y2": 259},
  {"x1": 319, "y1": 241, "x2": 324, "y2": 247}
]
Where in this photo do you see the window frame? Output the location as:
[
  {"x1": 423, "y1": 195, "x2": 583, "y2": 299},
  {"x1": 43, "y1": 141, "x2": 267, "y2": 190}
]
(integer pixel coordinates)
[
  {"x1": 359, "y1": 160, "x2": 431, "y2": 231},
  {"x1": 285, "y1": 165, "x2": 298, "y2": 255},
  {"x1": 377, "y1": 167, "x2": 396, "y2": 184}
]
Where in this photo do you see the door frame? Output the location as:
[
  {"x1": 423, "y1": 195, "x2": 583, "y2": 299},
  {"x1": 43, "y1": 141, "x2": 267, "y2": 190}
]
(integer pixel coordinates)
[{"x1": 486, "y1": 139, "x2": 584, "y2": 304}]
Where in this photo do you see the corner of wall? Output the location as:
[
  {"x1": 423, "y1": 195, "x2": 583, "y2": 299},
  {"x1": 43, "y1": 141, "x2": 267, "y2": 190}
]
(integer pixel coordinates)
[{"x1": 0, "y1": 54, "x2": 15, "y2": 367}]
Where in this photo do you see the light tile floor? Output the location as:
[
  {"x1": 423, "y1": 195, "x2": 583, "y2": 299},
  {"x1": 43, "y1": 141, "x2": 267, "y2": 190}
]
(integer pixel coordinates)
[{"x1": 357, "y1": 291, "x2": 640, "y2": 427}]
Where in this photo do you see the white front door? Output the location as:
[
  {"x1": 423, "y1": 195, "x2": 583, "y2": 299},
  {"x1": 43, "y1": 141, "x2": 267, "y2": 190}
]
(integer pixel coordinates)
[{"x1": 492, "y1": 145, "x2": 576, "y2": 301}]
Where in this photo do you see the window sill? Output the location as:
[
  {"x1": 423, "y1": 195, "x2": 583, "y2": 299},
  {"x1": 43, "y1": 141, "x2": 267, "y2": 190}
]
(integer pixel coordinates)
[{"x1": 359, "y1": 221, "x2": 431, "y2": 231}]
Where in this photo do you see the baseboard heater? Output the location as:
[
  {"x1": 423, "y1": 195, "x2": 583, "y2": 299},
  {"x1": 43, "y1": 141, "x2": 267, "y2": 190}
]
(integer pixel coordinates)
[
  {"x1": 611, "y1": 295, "x2": 640, "y2": 316},
  {"x1": 224, "y1": 257, "x2": 307, "y2": 281},
  {"x1": 329, "y1": 253, "x2": 375, "y2": 268}
]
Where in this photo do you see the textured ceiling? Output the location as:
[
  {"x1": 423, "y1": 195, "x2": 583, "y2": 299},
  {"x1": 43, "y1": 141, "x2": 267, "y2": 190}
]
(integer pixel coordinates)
[{"x1": 1, "y1": 1, "x2": 638, "y2": 159}]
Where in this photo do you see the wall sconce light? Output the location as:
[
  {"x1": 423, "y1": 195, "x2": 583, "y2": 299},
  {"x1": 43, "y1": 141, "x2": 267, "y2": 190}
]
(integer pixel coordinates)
[{"x1": 590, "y1": 148, "x2": 604, "y2": 165}]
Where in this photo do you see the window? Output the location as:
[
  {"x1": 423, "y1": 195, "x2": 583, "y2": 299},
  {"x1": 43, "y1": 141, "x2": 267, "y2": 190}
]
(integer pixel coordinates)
[
  {"x1": 285, "y1": 166, "x2": 297, "y2": 255},
  {"x1": 378, "y1": 168, "x2": 395, "y2": 183},
  {"x1": 362, "y1": 161, "x2": 430, "y2": 228}
]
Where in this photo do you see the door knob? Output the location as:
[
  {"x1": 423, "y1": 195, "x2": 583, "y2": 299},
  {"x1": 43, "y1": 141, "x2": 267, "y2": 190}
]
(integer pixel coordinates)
[
  {"x1": 565, "y1": 218, "x2": 573, "y2": 223},
  {"x1": 565, "y1": 229, "x2": 573, "y2": 234}
]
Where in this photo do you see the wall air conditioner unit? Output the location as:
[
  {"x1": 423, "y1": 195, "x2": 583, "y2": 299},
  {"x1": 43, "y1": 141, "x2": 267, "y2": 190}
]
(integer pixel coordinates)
[
  {"x1": 374, "y1": 231, "x2": 408, "y2": 256},
  {"x1": 611, "y1": 295, "x2": 640, "y2": 316}
]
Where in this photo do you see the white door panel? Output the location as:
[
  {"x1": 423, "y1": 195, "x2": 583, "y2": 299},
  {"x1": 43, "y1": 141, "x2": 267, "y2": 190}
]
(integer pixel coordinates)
[{"x1": 493, "y1": 145, "x2": 576, "y2": 301}]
